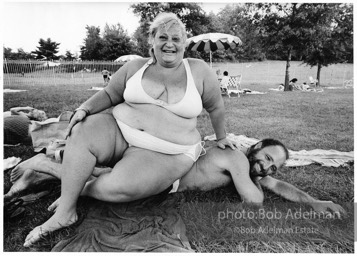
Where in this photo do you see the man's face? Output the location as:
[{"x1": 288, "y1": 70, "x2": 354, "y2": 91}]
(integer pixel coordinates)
[{"x1": 248, "y1": 145, "x2": 286, "y2": 177}]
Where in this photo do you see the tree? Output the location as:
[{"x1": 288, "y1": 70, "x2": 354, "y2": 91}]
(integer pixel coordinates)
[
  {"x1": 32, "y1": 38, "x2": 60, "y2": 61},
  {"x1": 216, "y1": 4, "x2": 265, "y2": 61},
  {"x1": 253, "y1": 3, "x2": 312, "y2": 90},
  {"x1": 4, "y1": 47, "x2": 14, "y2": 59},
  {"x1": 299, "y1": 4, "x2": 353, "y2": 86},
  {"x1": 4, "y1": 47, "x2": 36, "y2": 60},
  {"x1": 101, "y1": 23, "x2": 136, "y2": 60},
  {"x1": 80, "y1": 25, "x2": 104, "y2": 60},
  {"x1": 252, "y1": 3, "x2": 353, "y2": 90},
  {"x1": 130, "y1": 3, "x2": 211, "y2": 57},
  {"x1": 64, "y1": 50, "x2": 76, "y2": 61}
]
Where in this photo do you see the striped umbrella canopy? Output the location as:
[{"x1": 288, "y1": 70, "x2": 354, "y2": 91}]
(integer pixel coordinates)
[
  {"x1": 186, "y1": 33, "x2": 242, "y2": 52},
  {"x1": 186, "y1": 33, "x2": 242, "y2": 67}
]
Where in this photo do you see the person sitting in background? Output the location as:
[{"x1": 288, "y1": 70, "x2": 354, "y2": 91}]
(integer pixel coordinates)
[
  {"x1": 289, "y1": 78, "x2": 301, "y2": 91},
  {"x1": 220, "y1": 71, "x2": 230, "y2": 93},
  {"x1": 4, "y1": 107, "x2": 48, "y2": 145},
  {"x1": 23, "y1": 12, "x2": 236, "y2": 247}
]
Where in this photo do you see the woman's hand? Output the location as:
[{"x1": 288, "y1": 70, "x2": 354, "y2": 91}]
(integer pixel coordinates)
[
  {"x1": 65, "y1": 109, "x2": 88, "y2": 138},
  {"x1": 217, "y1": 137, "x2": 238, "y2": 150}
]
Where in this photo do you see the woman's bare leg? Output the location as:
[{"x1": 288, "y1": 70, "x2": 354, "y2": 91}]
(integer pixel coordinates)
[
  {"x1": 24, "y1": 114, "x2": 127, "y2": 247},
  {"x1": 81, "y1": 146, "x2": 194, "y2": 203}
]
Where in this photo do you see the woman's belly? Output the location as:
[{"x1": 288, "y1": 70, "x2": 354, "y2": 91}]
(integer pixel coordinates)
[{"x1": 112, "y1": 102, "x2": 201, "y2": 145}]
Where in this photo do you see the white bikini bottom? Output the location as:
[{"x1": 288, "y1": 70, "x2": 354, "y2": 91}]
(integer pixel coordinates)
[{"x1": 116, "y1": 119, "x2": 205, "y2": 162}]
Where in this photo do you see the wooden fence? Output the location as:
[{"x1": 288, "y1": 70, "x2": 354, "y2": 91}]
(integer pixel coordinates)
[
  {"x1": 3, "y1": 59, "x2": 353, "y2": 87},
  {"x1": 3, "y1": 59, "x2": 124, "y2": 87}
]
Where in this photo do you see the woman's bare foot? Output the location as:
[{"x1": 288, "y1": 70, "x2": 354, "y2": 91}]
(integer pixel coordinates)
[
  {"x1": 10, "y1": 154, "x2": 48, "y2": 182},
  {"x1": 4, "y1": 169, "x2": 55, "y2": 200},
  {"x1": 23, "y1": 211, "x2": 78, "y2": 247}
]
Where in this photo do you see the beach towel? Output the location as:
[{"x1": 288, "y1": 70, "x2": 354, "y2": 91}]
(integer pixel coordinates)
[
  {"x1": 88, "y1": 87, "x2": 104, "y2": 91},
  {"x1": 204, "y1": 134, "x2": 354, "y2": 168},
  {"x1": 29, "y1": 111, "x2": 72, "y2": 152},
  {"x1": 3, "y1": 157, "x2": 22, "y2": 171},
  {"x1": 242, "y1": 89, "x2": 267, "y2": 95},
  {"x1": 52, "y1": 191, "x2": 193, "y2": 252},
  {"x1": 4, "y1": 89, "x2": 27, "y2": 93}
]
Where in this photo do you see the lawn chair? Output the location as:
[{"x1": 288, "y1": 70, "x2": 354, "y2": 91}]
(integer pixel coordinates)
[
  {"x1": 343, "y1": 78, "x2": 353, "y2": 88},
  {"x1": 309, "y1": 76, "x2": 318, "y2": 87},
  {"x1": 226, "y1": 75, "x2": 242, "y2": 98}
]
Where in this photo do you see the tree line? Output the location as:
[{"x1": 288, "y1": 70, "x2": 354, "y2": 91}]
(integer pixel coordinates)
[{"x1": 3, "y1": 3, "x2": 353, "y2": 89}]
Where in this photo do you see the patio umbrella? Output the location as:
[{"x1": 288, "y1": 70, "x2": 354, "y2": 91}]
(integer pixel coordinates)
[
  {"x1": 114, "y1": 54, "x2": 143, "y2": 63},
  {"x1": 186, "y1": 33, "x2": 242, "y2": 67}
]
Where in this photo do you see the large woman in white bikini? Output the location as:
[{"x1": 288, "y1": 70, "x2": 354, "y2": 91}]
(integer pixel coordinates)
[{"x1": 24, "y1": 12, "x2": 237, "y2": 247}]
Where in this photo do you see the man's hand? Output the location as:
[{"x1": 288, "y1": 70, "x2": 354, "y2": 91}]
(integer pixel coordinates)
[{"x1": 310, "y1": 200, "x2": 347, "y2": 218}]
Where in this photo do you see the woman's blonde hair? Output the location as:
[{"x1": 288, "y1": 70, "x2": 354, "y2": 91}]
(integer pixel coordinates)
[
  {"x1": 148, "y1": 12, "x2": 187, "y2": 63},
  {"x1": 31, "y1": 109, "x2": 48, "y2": 121}
]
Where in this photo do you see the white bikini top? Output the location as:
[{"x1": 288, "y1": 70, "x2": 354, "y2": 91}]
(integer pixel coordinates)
[{"x1": 123, "y1": 59, "x2": 203, "y2": 119}]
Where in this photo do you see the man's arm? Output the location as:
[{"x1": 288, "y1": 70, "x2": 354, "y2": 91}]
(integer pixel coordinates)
[
  {"x1": 258, "y1": 176, "x2": 346, "y2": 216},
  {"x1": 224, "y1": 151, "x2": 264, "y2": 204}
]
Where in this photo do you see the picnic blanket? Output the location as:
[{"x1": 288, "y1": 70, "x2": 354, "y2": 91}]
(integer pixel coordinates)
[
  {"x1": 242, "y1": 89, "x2": 267, "y2": 95},
  {"x1": 29, "y1": 111, "x2": 72, "y2": 152},
  {"x1": 4, "y1": 89, "x2": 27, "y2": 93},
  {"x1": 268, "y1": 87, "x2": 324, "y2": 92},
  {"x1": 88, "y1": 87, "x2": 104, "y2": 91},
  {"x1": 204, "y1": 134, "x2": 354, "y2": 168},
  {"x1": 3, "y1": 157, "x2": 22, "y2": 171},
  {"x1": 52, "y1": 191, "x2": 193, "y2": 252}
]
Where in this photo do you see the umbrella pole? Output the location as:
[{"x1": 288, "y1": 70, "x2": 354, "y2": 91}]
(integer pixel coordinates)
[{"x1": 210, "y1": 51, "x2": 212, "y2": 68}]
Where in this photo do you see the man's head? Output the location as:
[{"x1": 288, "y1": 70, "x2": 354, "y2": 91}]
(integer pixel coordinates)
[{"x1": 247, "y1": 138, "x2": 289, "y2": 177}]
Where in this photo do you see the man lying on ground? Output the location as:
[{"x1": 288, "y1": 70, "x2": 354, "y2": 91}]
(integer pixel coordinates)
[{"x1": 7, "y1": 137, "x2": 345, "y2": 218}]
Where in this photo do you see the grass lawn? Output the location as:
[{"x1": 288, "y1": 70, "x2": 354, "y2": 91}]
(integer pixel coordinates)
[{"x1": 3, "y1": 61, "x2": 354, "y2": 252}]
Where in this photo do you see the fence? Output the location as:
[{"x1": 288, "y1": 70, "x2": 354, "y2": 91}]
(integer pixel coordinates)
[
  {"x1": 3, "y1": 59, "x2": 124, "y2": 87},
  {"x1": 3, "y1": 59, "x2": 354, "y2": 88}
]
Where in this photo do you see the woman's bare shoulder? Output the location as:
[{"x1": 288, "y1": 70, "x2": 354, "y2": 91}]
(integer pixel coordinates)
[
  {"x1": 122, "y1": 58, "x2": 150, "y2": 77},
  {"x1": 186, "y1": 58, "x2": 212, "y2": 83},
  {"x1": 186, "y1": 58, "x2": 209, "y2": 70}
]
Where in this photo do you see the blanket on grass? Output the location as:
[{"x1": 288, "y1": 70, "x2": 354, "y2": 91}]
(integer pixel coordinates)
[
  {"x1": 29, "y1": 111, "x2": 72, "y2": 153},
  {"x1": 52, "y1": 191, "x2": 193, "y2": 252},
  {"x1": 204, "y1": 134, "x2": 354, "y2": 168},
  {"x1": 4, "y1": 89, "x2": 27, "y2": 93}
]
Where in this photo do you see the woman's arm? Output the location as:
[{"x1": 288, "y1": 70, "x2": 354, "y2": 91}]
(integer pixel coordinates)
[
  {"x1": 193, "y1": 59, "x2": 235, "y2": 149},
  {"x1": 78, "y1": 62, "x2": 131, "y2": 114},
  {"x1": 65, "y1": 60, "x2": 145, "y2": 138},
  {"x1": 10, "y1": 106, "x2": 34, "y2": 118}
]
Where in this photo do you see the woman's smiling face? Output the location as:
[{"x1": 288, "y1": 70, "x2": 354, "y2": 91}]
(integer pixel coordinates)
[{"x1": 152, "y1": 23, "x2": 185, "y2": 67}]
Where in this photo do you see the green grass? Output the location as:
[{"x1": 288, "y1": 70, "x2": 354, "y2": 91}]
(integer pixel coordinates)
[{"x1": 3, "y1": 61, "x2": 354, "y2": 252}]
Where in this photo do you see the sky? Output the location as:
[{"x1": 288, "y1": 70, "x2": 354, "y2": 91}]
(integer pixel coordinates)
[{"x1": 2, "y1": 1, "x2": 230, "y2": 56}]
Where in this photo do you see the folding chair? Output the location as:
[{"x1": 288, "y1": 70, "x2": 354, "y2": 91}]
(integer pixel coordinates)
[
  {"x1": 343, "y1": 78, "x2": 353, "y2": 88},
  {"x1": 226, "y1": 75, "x2": 242, "y2": 98}
]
